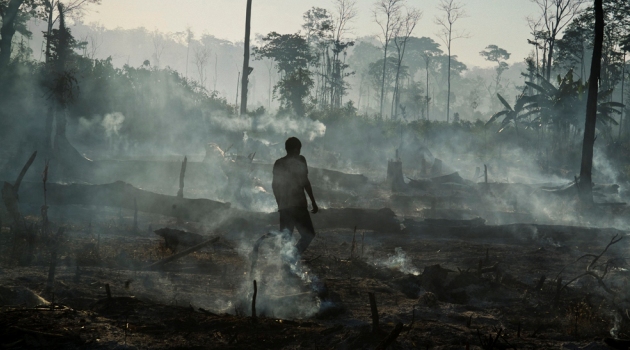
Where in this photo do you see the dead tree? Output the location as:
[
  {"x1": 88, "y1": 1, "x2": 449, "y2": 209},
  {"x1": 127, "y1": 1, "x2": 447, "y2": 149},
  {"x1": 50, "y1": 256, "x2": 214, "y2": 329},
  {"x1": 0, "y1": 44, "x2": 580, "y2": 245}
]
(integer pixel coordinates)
[
  {"x1": 435, "y1": 0, "x2": 468, "y2": 122},
  {"x1": 374, "y1": 0, "x2": 403, "y2": 118},
  {"x1": 387, "y1": 150, "x2": 405, "y2": 191},
  {"x1": 1, "y1": 151, "x2": 37, "y2": 227},
  {"x1": 578, "y1": 0, "x2": 604, "y2": 204},
  {"x1": 251, "y1": 280, "x2": 257, "y2": 322},
  {"x1": 240, "y1": 0, "x2": 253, "y2": 115},
  {"x1": 369, "y1": 292, "x2": 379, "y2": 334},
  {"x1": 177, "y1": 156, "x2": 187, "y2": 198}
]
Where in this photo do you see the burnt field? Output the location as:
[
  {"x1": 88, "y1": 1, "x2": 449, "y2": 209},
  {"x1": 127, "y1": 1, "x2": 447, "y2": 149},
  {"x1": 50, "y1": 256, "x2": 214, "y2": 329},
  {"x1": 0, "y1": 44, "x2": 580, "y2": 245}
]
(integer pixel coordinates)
[{"x1": 1, "y1": 151, "x2": 630, "y2": 350}]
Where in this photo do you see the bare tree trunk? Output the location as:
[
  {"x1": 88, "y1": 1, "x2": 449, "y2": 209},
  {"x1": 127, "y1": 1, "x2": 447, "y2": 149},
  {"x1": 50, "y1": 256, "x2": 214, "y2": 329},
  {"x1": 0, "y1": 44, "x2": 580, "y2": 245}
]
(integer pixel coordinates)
[
  {"x1": 619, "y1": 51, "x2": 626, "y2": 140},
  {"x1": 240, "y1": 0, "x2": 252, "y2": 115},
  {"x1": 45, "y1": 105, "x2": 55, "y2": 150},
  {"x1": 380, "y1": 43, "x2": 390, "y2": 118},
  {"x1": 45, "y1": 1, "x2": 54, "y2": 62},
  {"x1": 426, "y1": 62, "x2": 430, "y2": 120},
  {"x1": 578, "y1": 0, "x2": 604, "y2": 204},
  {"x1": 446, "y1": 25, "x2": 452, "y2": 123},
  {"x1": 44, "y1": 1, "x2": 55, "y2": 151},
  {"x1": 546, "y1": 40, "x2": 555, "y2": 81},
  {"x1": 0, "y1": 0, "x2": 25, "y2": 68}
]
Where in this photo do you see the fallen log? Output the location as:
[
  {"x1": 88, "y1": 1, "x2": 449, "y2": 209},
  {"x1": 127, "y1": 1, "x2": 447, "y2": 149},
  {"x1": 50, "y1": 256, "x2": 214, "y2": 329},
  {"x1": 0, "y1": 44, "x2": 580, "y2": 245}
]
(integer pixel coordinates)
[
  {"x1": 404, "y1": 221, "x2": 626, "y2": 243},
  {"x1": 154, "y1": 227, "x2": 204, "y2": 252},
  {"x1": 14, "y1": 181, "x2": 400, "y2": 232},
  {"x1": 17, "y1": 181, "x2": 231, "y2": 222},
  {"x1": 145, "y1": 236, "x2": 221, "y2": 270}
]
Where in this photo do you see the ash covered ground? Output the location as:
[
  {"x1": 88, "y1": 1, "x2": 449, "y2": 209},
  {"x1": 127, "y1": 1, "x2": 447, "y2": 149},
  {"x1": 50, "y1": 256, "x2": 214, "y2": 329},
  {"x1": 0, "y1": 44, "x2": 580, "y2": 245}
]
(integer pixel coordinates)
[{"x1": 1, "y1": 143, "x2": 630, "y2": 350}]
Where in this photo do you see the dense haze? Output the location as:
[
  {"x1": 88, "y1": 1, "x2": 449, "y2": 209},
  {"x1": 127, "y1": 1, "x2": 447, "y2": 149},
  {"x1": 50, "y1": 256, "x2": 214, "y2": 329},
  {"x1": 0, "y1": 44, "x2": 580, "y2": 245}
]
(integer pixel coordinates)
[
  {"x1": 4, "y1": 1, "x2": 630, "y2": 340},
  {"x1": 0, "y1": 0, "x2": 628, "y2": 199}
]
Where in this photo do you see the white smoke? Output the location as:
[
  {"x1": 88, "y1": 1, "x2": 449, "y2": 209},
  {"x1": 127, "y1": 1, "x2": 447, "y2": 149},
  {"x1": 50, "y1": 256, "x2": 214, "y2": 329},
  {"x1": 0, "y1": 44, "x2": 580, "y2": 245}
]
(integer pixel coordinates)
[
  {"x1": 209, "y1": 113, "x2": 326, "y2": 141},
  {"x1": 376, "y1": 247, "x2": 420, "y2": 276},
  {"x1": 101, "y1": 112, "x2": 125, "y2": 138},
  {"x1": 226, "y1": 230, "x2": 321, "y2": 319}
]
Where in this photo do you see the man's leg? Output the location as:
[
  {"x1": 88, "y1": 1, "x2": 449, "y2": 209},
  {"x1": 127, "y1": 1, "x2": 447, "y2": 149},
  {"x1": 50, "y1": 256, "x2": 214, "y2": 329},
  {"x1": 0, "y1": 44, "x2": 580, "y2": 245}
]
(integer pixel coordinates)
[
  {"x1": 279, "y1": 209, "x2": 296, "y2": 234},
  {"x1": 294, "y1": 208, "x2": 316, "y2": 255}
]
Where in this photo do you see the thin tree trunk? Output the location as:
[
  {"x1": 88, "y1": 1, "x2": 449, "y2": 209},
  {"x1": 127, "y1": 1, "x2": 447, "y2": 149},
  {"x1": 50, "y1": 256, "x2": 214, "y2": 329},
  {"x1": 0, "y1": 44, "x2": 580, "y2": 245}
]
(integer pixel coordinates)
[
  {"x1": 619, "y1": 52, "x2": 626, "y2": 140},
  {"x1": 446, "y1": 25, "x2": 452, "y2": 123},
  {"x1": 235, "y1": 71, "x2": 240, "y2": 110},
  {"x1": 426, "y1": 61, "x2": 430, "y2": 120},
  {"x1": 240, "y1": 0, "x2": 252, "y2": 115},
  {"x1": 380, "y1": 39, "x2": 390, "y2": 117},
  {"x1": 546, "y1": 39, "x2": 555, "y2": 81},
  {"x1": 45, "y1": 1, "x2": 54, "y2": 62},
  {"x1": 45, "y1": 105, "x2": 55, "y2": 150},
  {"x1": 578, "y1": 0, "x2": 604, "y2": 204}
]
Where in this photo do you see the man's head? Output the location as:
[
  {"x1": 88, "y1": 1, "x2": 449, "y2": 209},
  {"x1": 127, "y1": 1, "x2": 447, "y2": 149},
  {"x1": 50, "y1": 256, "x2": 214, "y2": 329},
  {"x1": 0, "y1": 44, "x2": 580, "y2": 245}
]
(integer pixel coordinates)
[{"x1": 285, "y1": 137, "x2": 302, "y2": 156}]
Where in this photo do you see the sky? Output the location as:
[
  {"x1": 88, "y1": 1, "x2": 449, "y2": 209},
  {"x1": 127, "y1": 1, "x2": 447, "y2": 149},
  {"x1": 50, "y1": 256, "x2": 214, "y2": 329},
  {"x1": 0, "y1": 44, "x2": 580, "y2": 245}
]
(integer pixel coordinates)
[{"x1": 81, "y1": 0, "x2": 547, "y2": 69}]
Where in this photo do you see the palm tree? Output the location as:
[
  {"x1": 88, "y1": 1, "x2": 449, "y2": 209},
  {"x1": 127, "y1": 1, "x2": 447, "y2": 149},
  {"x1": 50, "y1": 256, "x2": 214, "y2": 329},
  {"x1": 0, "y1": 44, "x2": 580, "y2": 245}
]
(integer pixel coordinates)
[{"x1": 486, "y1": 92, "x2": 537, "y2": 136}]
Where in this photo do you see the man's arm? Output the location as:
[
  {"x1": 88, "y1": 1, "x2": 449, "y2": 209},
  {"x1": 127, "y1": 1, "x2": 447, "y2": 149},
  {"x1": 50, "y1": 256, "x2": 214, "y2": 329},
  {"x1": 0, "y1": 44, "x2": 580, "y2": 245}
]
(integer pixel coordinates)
[
  {"x1": 304, "y1": 179, "x2": 318, "y2": 213},
  {"x1": 271, "y1": 161, "x2": 281, "y2": 205},
  {"x1": 300, "y1": 156, "x2": 318, "y2": 213}
]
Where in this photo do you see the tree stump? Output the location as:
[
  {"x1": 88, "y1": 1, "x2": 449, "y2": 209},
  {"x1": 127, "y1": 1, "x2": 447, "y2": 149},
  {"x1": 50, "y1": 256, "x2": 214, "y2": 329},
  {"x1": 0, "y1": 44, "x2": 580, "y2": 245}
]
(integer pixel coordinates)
[{"x1": 387, "y1": 160, "x2": 405, "y2": 192}]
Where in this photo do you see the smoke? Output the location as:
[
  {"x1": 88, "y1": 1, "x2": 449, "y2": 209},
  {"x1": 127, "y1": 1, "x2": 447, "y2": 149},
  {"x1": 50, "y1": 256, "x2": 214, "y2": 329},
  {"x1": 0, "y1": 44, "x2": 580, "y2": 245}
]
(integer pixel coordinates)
[
  {"x1": 101, "y1": 112, "x2": 125, "y2": 138},
  {"x1": 375, "y1": 247, "x2": 420, "y2": 276},
  {"x1": 209, "y1": 113, "x2": 326, "y2": 141},
  {"x1": 610, "y1": 311, "x2": 621, "y2": 338},
  {"x1": 222, "y1": 230, "x2": 322, "y2": 319}
]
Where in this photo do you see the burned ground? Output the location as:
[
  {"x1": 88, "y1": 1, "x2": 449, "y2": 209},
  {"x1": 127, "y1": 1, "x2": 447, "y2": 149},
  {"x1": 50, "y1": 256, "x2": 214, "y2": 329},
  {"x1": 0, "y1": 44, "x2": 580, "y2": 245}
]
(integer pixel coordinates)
[{"x1": 1, "y1": 198, "x2": 629, "y2": 349}]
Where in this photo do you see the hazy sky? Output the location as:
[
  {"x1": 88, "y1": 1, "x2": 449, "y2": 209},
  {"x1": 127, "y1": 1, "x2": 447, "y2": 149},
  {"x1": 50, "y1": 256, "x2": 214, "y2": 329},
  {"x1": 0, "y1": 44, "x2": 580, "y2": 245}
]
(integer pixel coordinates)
[{"x1": 82, "y1": 0, "x2": 546, "y2": 68}]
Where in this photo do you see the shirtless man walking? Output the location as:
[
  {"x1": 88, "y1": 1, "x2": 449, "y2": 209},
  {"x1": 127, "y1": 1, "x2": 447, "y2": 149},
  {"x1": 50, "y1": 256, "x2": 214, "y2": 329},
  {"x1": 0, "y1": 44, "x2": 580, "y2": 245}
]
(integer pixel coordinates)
[{"x1": 272, "y1": 137, "x2": 318, "y2": 254}]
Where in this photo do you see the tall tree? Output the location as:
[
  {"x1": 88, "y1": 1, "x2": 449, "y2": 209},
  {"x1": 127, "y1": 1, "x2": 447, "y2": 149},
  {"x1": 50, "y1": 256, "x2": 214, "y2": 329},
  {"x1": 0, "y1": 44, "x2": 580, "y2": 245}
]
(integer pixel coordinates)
[
  {"x1": 405, "y1": 37, "x2": 442, "y2": 120},
  {"x1": 329, "y1": 0, "x2": 357, "y2": 109},
  {"x1": 194, "y1": 44, "x2": 210, "y2": 88},
  {"x1": 528, "y1": 0, "x2": 585, "y2": 81},
  {"x1": 435, "y1": 0, "x2": 468, "y2": 122},
  {"x1": 254, "y1": 32, "x2": 316, "y2": 116},
  {"x1": 479, "y1": 45, "x2": 511, "y2": 110},
  {"x1": 390, "y1": 7, "x2": 421, "y2": 119},
  {"x1": 240, "y1": 0, "x2": 252, "y2": 115},
  {"x1": 302, "y1": 6, "x2": 332, "y2": 108},
  {"x1": 42, "y1": 0, "x2": 100, "y2": 63},
  {"x1": 45, "y1": 2, "x2": 83, "y2": 141},
  {"x1": 184, "y1": 26, "x2": 193, "y2": 79},
  {"x1": 41, "y1": 0, "x2": 99, "y2": 151},
  {"x1": 374, "y1": 0, "x2": 403, "y2": 118},
  {"x1": 578, "y1": 0, "x2": 603, "y2": 203}
]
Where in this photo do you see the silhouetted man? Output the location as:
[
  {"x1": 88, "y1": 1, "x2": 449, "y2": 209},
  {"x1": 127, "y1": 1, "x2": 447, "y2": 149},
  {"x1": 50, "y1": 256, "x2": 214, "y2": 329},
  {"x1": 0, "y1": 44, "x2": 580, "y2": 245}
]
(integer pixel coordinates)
[{"x1": 272, "y1": 137, "x2": 318, "y2": 254}]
